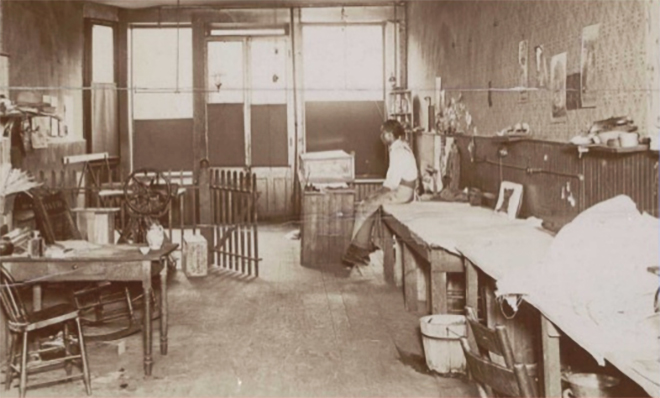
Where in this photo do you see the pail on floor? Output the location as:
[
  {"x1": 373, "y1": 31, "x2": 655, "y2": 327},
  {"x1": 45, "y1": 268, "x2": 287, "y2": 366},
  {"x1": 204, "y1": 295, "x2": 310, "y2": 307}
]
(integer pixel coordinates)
[
  {"x1": 562, "y1": 373, "x2": 620, "y2": 397},
  {"x1": 419, "y1": 314, "x2": 466, "y2": 375}
]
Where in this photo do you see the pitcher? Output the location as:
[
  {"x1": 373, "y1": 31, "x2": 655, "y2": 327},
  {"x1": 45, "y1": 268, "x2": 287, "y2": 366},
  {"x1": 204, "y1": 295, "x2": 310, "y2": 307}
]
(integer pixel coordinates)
[{"x1": 146, "y1": 223, "x2": 165, "y2": 250}]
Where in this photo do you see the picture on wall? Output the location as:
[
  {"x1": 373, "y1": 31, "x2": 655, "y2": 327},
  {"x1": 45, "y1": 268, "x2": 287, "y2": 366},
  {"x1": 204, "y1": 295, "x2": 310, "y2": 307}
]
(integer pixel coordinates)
[
  {"x1": 518, "y1": 40, "x2": 529, "y2": 102},
  {"x1": 580, "y1": 24, "x2": 600, "y2": 108},
  {"x1": 550, "y1": 52, "x2": 567, "y2": 119},
  {"x1": 534, "y1": 45, "x2": 548, "y2": 88}
]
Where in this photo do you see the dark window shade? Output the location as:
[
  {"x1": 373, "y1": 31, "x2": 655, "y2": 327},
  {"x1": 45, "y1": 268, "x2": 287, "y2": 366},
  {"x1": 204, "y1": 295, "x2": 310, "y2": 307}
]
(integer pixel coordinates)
[
  {"x1": 207, "y1": 103, "x2": 245, "y2": 167},
  {"x1": 305, "y1": 101, "x2": 387, "y2": 177},
  {"x1": 133, "y1": 119, "x2": 194, "y2": 170},
  {"x1": 251, "y1": 105, "x2": 288, "y2": 167}
]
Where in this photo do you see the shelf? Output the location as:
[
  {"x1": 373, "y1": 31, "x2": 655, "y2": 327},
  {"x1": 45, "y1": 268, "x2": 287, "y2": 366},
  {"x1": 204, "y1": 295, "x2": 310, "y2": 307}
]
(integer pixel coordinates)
[
  {"x1": 390, "y1": 112, "x2": 412, "y2": 117},
  {"x1": 576, "y1": 144, "x2": 650, "y2": 154},
  {"x1": 389, "y1": 89, "x2": 411, "y2": 94},
  {"x1": 491, "y1": 135, "x2": 529, "y2": 144}
]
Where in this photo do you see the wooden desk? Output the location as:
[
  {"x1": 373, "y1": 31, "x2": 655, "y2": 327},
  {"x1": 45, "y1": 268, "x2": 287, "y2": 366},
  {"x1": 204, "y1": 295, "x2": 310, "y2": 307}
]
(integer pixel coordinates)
[{"x1": 0, "y1": 243, "x2": 178, "y2": 376}]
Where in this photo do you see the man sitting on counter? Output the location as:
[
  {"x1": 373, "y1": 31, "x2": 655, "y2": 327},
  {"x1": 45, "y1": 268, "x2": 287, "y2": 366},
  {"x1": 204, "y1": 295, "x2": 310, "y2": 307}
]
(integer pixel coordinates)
[{"x1": 342, "y1": 119, "x2": 418, "y2": 267}]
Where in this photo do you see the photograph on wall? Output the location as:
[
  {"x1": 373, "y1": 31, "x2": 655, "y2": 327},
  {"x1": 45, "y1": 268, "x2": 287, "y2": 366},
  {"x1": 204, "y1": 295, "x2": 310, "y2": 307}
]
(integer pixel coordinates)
[
  {"x1": 580, "y1": 24, "x2": 600, "y2": 108},
  {"x1": 534, "y1": 45, "x2": 548, "y2": 88},
  {"x1": 518, "y1": 40, "x2": 529, "y2": 102},
  {"x1": 550, "y1": 52, "x2": 567, "y2": 119}
]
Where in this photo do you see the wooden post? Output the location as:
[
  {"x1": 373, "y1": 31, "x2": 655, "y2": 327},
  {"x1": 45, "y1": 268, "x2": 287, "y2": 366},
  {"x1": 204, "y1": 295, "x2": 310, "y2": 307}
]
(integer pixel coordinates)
[
  {"x1": 252, "y1": 173, "x2": 259, "y2": 277},
  {"x1": 541, "y1": 316, "x2": 562, "y2": 398},
  {"x1": 402, "y1": 243, "x2": 418, "y2": 312},
  {"x1": 198, "y1": 160, "x2": 213, "y2": 266},
  {"x1": 382, "y1": 224, "x2": 395, "y2": 285},
  {"x1": 465, "y1": 259, "x2": 479, "y2": 311},
  {"x1": 393, "y1": 235, "x2": 403, "y2": 288}
]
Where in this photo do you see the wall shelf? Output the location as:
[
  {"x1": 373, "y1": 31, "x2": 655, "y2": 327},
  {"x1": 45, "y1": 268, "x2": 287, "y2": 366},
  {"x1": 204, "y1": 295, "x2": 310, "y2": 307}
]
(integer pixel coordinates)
[{"x1": 575, "y1": 144, "x2": 650, "y2": 154}]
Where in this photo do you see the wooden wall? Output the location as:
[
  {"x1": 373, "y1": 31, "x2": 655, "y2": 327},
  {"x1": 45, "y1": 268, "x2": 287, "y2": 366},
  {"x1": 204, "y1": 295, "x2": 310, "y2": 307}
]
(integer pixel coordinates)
[
  {"x1": 453, "y1": 135, "x2": 659, "y2": 229},
  {"x1": 2, "y1": 0, "x2": 85, "y2": 142}
]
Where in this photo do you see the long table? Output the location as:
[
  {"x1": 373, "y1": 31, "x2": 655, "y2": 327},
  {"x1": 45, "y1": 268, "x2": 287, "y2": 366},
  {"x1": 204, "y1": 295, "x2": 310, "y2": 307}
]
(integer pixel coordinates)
[
  {"x1": 379, "y1": 201, "x2": 533, "y2": 314},
  {"x1": 0, "y1": 243, "x2": 178, "y2": 376},
  {"x1": 378, "y1": 200, "x2": 660, "y2": 397}
]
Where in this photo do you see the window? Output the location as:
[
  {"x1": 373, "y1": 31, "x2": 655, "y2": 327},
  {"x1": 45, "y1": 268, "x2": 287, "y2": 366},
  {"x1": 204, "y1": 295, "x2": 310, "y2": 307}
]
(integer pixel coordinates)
[
  {"x1": 131, "y1": 27, "x2": 192, "y2": 120},
  {"x1": 303, "y1": 25, "x2": 383, "y2": 101},
  {"x1": 92, "y1": 25, "x2": 114, "y2": 83}
]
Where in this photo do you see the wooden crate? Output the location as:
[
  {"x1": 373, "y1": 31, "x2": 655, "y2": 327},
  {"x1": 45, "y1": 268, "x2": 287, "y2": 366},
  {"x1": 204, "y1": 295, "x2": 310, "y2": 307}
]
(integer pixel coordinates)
[
  {"x1": 300, "y1": 189, "x2": 355, "y2": 267},
  {"x1": 182, "y1": 233, "x2": 208, "y2": 278},
  {"x1": 72, "y1": 208, "x2": 119, "y2": 244},
  {"x1": 299, "y1": 150, "x2": 354, "y2": 184}
]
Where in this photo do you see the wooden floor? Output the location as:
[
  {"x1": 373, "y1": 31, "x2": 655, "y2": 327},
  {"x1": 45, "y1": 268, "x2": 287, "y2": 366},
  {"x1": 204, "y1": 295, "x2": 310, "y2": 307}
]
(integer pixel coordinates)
[{"x1": 2, "y1": 224, "x2": 477, "y2": 397}]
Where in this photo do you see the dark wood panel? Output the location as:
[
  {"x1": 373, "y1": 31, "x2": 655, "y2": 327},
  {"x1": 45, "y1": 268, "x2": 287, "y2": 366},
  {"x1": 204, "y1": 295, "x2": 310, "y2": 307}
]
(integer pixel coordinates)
[
  {"x1": 207, "y1": 103, "x2": 245, "y2": 167},
  {"x1": 456, "y1": 135, "x2": 659, "y2": 229},
  {"x1": 305, "y1": 101, "x2": 387, "y2": 177},
  {"x1": 251, "y1": 105, "x2": 288, "y2": 167},
  {"x1": 133, "y1": 119, "x2": 194, "y2": 170}
]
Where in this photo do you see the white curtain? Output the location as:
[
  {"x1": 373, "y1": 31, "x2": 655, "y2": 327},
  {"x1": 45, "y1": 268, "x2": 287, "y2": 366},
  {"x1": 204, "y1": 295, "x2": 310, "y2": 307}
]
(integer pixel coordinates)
[{"x1": 91, "y1": 82, "x2": 118, "y2": 156}]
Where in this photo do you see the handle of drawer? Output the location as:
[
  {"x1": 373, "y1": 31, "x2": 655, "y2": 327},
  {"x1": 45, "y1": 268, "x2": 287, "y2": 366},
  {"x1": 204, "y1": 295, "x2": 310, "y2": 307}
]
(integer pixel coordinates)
[{"x1": 72, "y1": 264, "x2": 79, "y2": 270}]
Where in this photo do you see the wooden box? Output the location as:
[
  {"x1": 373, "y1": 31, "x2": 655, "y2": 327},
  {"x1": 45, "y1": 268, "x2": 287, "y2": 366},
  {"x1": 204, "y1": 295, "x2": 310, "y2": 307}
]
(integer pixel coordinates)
[
  {"x1": 73, "y1": 208, "x2": 119, "y2": 244},
  {"x1": 183, "y1": 233, "x2": 208, "y2": 278},
  {"x1": 300, "y1": 189, "x2": 355, "y2": 267},
  {"x1": 299, "y1": 150, "x2": 354, "y2": 184}
]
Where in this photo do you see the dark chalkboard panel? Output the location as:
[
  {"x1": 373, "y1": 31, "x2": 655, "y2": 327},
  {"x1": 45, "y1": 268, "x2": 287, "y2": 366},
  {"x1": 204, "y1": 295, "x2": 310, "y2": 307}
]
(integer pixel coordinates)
[
  {"x1": 251, "y1": 105, "x2": 288, "y2": 167},
  {"x1": 305, "y1": 101, "x2": 387, "y2": 178},
  {"x1": 207, "y1": 103, "x2": 245, "y2": 167},
  {"x1": 133, "y1": 119, "x2": 194, "y2": 171}
]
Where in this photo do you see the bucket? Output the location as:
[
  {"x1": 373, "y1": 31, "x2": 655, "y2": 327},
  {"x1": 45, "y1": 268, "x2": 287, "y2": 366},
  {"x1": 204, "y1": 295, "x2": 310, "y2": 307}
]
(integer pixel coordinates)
[
  {"x1": 562, "y1": 373, "x2": 620, "y2": 398},
  {"x1": 420, "y1": 314, "x2": 466, "y2": 375}
]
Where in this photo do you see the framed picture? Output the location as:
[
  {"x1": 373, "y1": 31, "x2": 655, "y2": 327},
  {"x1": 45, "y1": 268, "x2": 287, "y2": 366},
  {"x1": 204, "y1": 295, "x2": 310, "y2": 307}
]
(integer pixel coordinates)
[
  {"x1": 518, "y1": 40, "x2": 529, "y2": 102},
  {"x1": 0, "y1": 53, "x2": 9, "y2": 98},
  {"x1": 534, "y1": 45, "x2": 548, "y2": 88},
  {"x1": 550, "y1": 52, "x2": 567, "y2": 120},
  {"x1": 495, "y1": 181, "x2": 524, "y2": 220},
  {"x1": 581, "y1": 24, "x2": 600, "y2": 108}
]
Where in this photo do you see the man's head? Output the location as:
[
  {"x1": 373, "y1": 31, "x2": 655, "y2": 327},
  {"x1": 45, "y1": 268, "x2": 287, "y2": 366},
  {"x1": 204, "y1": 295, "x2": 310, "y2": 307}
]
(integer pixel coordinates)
[{"x1": 380, "y1": 119, "x2": 406, "y2": 146}]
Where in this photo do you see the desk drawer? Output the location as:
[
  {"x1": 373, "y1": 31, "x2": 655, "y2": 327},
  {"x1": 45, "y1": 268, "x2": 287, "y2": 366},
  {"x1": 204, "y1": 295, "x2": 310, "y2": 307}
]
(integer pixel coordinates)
[{"x1": 5, "y1": 261, "x2": 162, "y2": 282}]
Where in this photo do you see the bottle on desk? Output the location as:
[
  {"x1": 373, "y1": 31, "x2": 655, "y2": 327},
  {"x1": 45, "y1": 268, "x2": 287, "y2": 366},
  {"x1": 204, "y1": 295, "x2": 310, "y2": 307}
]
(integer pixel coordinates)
[{"x1": 27, "y1": 230, "x2": 44, "y2": 258}]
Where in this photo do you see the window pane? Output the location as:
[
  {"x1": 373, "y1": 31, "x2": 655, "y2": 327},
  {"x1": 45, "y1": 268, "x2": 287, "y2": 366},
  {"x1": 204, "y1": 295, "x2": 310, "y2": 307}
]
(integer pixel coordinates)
[
  {"x1": 251, "y1": 38, "x2": 286, "y2": 105},
  {"x1": 132, "y1": 27, "x2": 192, "y2": 119},
  {"x1": 303, "y1": 25, "x2": 383, "y2": 101},
  {"x1": 92, "y1": 25, "x2": 114, "y2": 83},
  {"x1": 207, "y1": 41, "x2": 244, "y2": 104}
]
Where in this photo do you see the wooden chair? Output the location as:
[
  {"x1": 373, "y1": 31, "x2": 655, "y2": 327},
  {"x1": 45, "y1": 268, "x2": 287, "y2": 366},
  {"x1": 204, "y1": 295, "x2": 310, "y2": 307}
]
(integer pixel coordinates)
[
  {"x1": 462, "y1": 306, "x2": 537, "y2": 398},
  {"x1": 0, "y1": 265, "x2": 92, "y2": 397},
  {"x1": 31, "y1": 190, "x2": 82, "y2": 244}
]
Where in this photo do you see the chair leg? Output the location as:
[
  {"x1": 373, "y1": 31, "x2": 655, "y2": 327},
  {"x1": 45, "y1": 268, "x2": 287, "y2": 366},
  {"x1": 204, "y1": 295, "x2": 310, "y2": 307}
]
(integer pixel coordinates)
[
  {"x1": 4, "y1": 333, "x2": 17, "y2": 390},
  {"x1": 75, "y1": 317, "x2": 92, "y2": 396},
  {"x1": 63, "y1": 322, "x2": 73, "y2": 376},
  {"x1": 19, "y1": 332, "x2": 29, "y2": 398}
]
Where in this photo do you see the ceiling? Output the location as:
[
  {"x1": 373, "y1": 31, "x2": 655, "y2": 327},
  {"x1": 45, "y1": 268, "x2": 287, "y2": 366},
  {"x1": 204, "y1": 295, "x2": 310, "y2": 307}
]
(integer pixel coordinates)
[{"x1": 85, "y1": 0, "x2": 404, "y2": 9}]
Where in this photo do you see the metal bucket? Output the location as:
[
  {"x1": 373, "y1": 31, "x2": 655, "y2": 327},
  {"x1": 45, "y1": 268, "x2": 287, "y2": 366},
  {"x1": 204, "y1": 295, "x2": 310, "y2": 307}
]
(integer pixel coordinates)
[{"x1": 562, "y1": 373, "x2": 620, "y2": 398}]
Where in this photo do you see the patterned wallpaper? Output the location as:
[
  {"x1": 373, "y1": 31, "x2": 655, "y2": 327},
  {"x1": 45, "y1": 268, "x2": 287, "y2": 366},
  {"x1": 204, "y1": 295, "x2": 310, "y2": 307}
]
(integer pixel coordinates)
[{"x1": 407, "y1": 0, "x2": 650, "y2": 143}]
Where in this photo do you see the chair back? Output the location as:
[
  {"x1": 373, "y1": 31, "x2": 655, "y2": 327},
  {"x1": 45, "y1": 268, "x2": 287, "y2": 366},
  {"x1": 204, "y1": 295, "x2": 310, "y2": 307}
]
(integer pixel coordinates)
[
  {"x1": 33, "y1": 190, "x2": 82, "y2": 244},
  {"x1": 0, "y1": 265, "x2": 29, "y2": 326},
  {"x1": 463, "y1": 306, "x2": 537, "y2": 397}
]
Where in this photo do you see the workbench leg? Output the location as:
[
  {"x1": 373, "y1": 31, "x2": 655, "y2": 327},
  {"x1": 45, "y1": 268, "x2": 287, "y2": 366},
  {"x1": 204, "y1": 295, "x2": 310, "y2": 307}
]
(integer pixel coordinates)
[
  {"x1": 402, "y1": 243, "x2": 418, "y2": 312},
  {"x1": 382, "y1": 226, "x2": 395, "y2": 285},
  {"x1": 541, "y1": 316, "x2": 561, "y2": 397},
  {"x1": 430, "y1": 262, "x2": 448, "y2": 314},
  {"x1": 393, "y1": 235, "x2": 403, "y2": 288},
  {"x1": 465, "y1": 259, "x2": 479, "y2": 312}
]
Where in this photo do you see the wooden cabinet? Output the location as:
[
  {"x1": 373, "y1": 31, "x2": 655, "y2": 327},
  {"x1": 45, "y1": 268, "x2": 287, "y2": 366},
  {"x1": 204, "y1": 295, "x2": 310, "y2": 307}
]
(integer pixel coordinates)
[{"x1": 300, "y1": 189, "x2": 355, "y2": 268}]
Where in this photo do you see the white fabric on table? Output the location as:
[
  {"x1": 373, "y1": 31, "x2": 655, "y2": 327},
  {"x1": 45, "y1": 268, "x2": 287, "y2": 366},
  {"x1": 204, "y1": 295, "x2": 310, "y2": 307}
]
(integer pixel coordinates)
[{"x1": 496, "y1": 195, "x2": 659, "y2": 373}]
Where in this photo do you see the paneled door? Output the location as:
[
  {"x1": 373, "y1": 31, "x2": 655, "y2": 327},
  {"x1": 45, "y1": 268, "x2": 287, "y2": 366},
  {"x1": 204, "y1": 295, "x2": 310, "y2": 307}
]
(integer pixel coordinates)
[{"x1": 206, "y1": 34, "x2": 294, "y2": 219}]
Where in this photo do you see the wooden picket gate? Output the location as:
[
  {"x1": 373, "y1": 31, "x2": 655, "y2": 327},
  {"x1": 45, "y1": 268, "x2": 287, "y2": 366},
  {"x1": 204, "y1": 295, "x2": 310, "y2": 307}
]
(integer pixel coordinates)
[{"x1": 207, "y1": 169, "x2": 260, "y2": 277}]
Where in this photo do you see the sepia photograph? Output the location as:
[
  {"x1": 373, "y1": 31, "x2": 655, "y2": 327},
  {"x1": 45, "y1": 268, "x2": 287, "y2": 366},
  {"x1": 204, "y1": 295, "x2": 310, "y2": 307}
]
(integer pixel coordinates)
[{"x1": 0, "y1": 0, "x2": 658, "y2": 397}]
